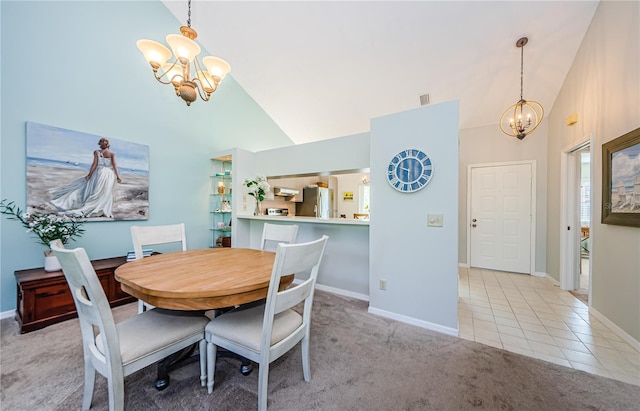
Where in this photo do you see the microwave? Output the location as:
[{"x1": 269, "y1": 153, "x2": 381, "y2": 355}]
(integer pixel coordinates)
[{"x1": 266, "y1": 208, "x2": 289, "y2": 216}]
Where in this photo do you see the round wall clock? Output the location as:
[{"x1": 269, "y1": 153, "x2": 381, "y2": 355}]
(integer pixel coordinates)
[{"x1": 387, "y1": 149, "x2": 433, "y2": 192}]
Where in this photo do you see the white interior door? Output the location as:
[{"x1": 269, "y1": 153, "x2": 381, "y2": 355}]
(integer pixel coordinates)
[
  {"x1": 560, "y1": 137, "x2": 592, "y2": 291},
  {"x1": 470, "y1": 163, "x2": 532, "y2": 274}
]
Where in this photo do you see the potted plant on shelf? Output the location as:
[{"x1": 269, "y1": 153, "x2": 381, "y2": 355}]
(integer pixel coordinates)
[
  {"x1": 244, "y1": 174, "x2": 270, "y2": 216},
  {"x1": 1, "y1": 200, "x2": 85, "y2": 271}
]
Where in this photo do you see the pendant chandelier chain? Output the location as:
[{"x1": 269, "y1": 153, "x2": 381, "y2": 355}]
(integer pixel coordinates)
[
  {"x1": 520, "y1": 44, "x2": 524, "y2": 101},
  {"x1": 187, "y1": 0, "x2": 192, "y2": 28}
]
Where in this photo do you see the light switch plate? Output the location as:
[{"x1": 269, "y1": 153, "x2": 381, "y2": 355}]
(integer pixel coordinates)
[{"x1": 427, "y1": 213, "x2": 443, "y2": 227}]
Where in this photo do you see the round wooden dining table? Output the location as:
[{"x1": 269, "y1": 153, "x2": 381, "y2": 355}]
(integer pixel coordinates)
[{"x1": 114, "y1": 248, "x2": 293, "y2": 311}]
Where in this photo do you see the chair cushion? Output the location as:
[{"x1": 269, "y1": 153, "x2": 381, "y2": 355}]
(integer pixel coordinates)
[
  {"x1": 97, "y1": 309, "x2": 208, "y2": 366},
  {"x1": 205, "y1": 305, "x2": 302, "y2": 353}
]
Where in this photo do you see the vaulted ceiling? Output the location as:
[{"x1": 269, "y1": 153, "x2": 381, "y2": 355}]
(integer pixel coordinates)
[{"x1": 163, "y1": 1, "x2": 599, "y2": 144}]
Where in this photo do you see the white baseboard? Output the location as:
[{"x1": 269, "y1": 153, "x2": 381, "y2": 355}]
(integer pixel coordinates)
[
  {"x1": 532, "y1": 271, "x2": 547, "y2": 278},
  {"x1": 458, "y1": 263, "x2": 470, "y2": 268},
  {"x1": 1, "y1": 310, "x2": 15, "y2": 320},
  {"x1": 367, "y1": 306, "x2": 459, "y2": 337},
  {"x1": 293, "y1": 279, "x2": 369, "y2": 302},
  {"x1": 314, "y1": 283, "x2": 369, "y2": 301},
  {"x1": 588, "y1": 306, "x2": 640, "y2": 352},
  {"x1": 304, "y1": 280, "x2": 457, "y2": 337},
  {"x1": 543, "y1": 273, "x2": 560, "y2": 286}
]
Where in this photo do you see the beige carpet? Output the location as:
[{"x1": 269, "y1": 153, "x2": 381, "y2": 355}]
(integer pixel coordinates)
[{"x1": 1, "y1": 291, "x2": 638, "y2": 410}]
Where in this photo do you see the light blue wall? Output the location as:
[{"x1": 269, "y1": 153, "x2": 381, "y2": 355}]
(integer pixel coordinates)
[
  {"x1": 369, "y1": 101, "x2": 459, "y2": 334},
  {"x1": 255, "y1": 132, "x2": 370, "y2": 176},
  {"x1": 0, "y1": 1, "x2": 293, "y2": 312},
  {"x1": 235, "y1": 115, "x2": 460, "y2": 334}
]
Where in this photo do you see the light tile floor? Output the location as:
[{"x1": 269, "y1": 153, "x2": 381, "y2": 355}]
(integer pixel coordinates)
[{"x1": 458, "y1": 267, "x2": 640, "y2": 386}]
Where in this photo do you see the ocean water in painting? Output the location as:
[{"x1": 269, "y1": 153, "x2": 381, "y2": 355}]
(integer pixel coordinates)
[
  {"x1": 610, "y1": 141, "x2": 640, "y2": 213},
  {"x1": 26, "y1": 122, "x2": 149, "y2": 176}
]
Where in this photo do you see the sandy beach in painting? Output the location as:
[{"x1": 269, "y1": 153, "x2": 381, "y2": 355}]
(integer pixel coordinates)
[
  {"x1": 611, "y1": 192, "x2": 640, "y2": 213},
  {"x1": 27, "y1": 165, "x2": 149, "y2": 221}
]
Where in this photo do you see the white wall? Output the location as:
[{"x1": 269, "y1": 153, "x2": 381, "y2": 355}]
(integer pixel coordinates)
[
  {"x1": 545, "y1": 0, "x2": 640, "y2": 341},
  {"x1": 334, "y1": 173, "x2": 369, "y2": 218},
  {"x1": 369, "y1": 101, "x2": 459, "y2": 334}
]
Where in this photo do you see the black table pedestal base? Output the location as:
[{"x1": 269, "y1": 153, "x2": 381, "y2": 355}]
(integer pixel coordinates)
[
  {"x1": 217, "y1": 349, "x2": 253, "y2": 375},
  {"x1": 153, "y1": 345, "x2": 253, "y2": 390},
  {"x1": 154, "y1": 344, "x2": 197, "y2": 390}
]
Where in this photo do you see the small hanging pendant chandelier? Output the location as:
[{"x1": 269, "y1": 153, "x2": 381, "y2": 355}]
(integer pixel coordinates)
[{"x1": 499, "y1": 37, "x2": 544, "y2": 140}]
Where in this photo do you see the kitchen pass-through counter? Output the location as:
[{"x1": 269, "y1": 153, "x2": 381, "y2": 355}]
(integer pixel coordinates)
[
  {"x1": 238, "y1": 215, "x2": 369, "y2": 225},
  {"x1": 236, "y1": 215, "x2": 370, "y2": 300}
]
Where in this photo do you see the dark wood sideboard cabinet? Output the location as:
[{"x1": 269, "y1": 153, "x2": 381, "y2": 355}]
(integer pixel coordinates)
[{"x1": 15, "y1": 256, "x2": 134, "y2": 333}]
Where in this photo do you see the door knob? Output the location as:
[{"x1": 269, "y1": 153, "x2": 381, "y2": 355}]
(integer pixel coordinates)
[
  {"x1": 472, "y1": 218, "x2": 477, "y2": 222},
  {"x1": 472, "y1": 224, "x2": 477, "y2": 227}
]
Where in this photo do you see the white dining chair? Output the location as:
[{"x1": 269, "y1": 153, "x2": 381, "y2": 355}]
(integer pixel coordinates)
[
  {"x1": 130, "y1": 223, "x2": 187, "y2": 313},
  {"x1": 259, "y1": 223, "x2": 298, "y2": 251},
  {"x1": 205, "y1": 235, "x2": 329, "y2": 410},
  {"x1": 50, "y1": 240, "x2": 208, "y2": 411}
]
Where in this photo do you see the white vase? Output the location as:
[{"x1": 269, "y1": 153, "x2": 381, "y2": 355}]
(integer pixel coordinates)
[{"x1": 44, "y1": 254, "x2": 62, "y2": 272}]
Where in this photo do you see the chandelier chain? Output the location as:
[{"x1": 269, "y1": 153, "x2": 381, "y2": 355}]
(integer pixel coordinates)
[
  {"x1": 520, "y1": 44, "x2": 524, "y2": 101},
  {"x1": 187, "y1": 0, "x2": 192, "y2": 28}
]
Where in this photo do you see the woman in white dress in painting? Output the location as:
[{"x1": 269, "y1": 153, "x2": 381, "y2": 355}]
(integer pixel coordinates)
[{"x1": 50, "y1": 138, "x2": 122, "y2": 218}]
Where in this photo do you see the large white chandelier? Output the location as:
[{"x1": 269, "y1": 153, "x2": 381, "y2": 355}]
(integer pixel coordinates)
[
  {"x1": 499, "y1": 37, "x2": 544, "y2": 140},
  {"x1": 136, "y1": 0, "x2": 231, "y2": 106}
]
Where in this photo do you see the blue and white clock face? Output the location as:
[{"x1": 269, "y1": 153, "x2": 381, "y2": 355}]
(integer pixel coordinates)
[{"x1": 387, "y1": 149, "x2": 433, "y2": 192}]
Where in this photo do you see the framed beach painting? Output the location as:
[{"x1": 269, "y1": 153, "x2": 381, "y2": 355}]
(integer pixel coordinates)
[
  {"x1": 601, "y1": 127, "x2": 640, "y2": 227},
  {"x1": 26, "y1": 122, "x2": 149, "y2": 221}
]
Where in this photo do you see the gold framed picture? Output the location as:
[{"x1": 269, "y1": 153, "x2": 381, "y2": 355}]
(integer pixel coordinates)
[{"x1": 601, "y1": 127, "x2": 640, "y2": 227}]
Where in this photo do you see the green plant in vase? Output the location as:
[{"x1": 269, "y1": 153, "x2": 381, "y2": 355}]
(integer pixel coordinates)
[
  {"x1": 1, "y1": 200, "x2": 85, "y2": 270},
  {"x1": 244, "y1": 175, "x2": 270, "y2": 216}
]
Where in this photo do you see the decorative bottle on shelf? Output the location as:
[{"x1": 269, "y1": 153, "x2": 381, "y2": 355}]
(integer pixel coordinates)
[{"x1": 254, "y1": 199, "x2": 262, "y2": 216}]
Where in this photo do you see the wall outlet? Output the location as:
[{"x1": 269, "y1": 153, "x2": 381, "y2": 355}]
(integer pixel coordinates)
[{"x1": 379, "y1": 279, "x2": 387, "y2": 290}]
